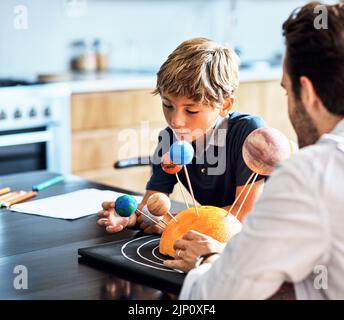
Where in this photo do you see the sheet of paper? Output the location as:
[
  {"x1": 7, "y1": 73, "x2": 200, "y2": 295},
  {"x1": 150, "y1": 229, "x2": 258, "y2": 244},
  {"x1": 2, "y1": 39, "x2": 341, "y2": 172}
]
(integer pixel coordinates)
[{"x1": 9, "y1": 189, "x2": 143, "y2": 220}]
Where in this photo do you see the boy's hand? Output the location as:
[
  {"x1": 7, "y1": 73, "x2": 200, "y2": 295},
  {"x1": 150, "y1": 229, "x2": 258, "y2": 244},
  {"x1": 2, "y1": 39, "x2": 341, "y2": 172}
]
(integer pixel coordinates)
[
  {"x1": 133, "y1": 190, "x2": 171, "y2": 234},
  {"x1": 97, "y1": 201, "x2": 134, "y2": 233}
]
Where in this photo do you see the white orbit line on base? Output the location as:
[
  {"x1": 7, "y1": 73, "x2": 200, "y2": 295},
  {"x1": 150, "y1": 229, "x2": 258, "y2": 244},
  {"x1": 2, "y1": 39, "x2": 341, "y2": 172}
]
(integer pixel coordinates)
[
  {"x1": 138, "y1": 240, "x2": 184, "y2": 273},
  {"x1": 152, "y1": 245, "x2": 166, "y2": 262},
  {"x1": 121, "y1": 236, "x2": 183, "y2": 273},
  {"x1": 137, "y1": 239, "x2": 166, "y2": 267},
  {"x1": 139, "y1": 241, "x2": 183, "y2": 274}
]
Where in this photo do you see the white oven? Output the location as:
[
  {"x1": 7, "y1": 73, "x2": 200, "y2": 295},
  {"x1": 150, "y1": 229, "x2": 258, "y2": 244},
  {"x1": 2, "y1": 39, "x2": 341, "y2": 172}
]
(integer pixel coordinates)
[{"x1": 0, "y1": 83, "x2": 71, "y2": 176}]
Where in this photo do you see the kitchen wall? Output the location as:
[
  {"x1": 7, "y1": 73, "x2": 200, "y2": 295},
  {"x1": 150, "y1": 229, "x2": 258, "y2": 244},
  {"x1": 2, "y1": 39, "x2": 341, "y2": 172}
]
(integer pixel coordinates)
[
  {"x1": 0, "y1": 0, "x2": 333, "y2": 79},
  {"x1": 233, "y1": 0, "x2": 304, "y2": 64},
  {"x1": 0, "y1": 0, "x2": 229, "y2": 78}
]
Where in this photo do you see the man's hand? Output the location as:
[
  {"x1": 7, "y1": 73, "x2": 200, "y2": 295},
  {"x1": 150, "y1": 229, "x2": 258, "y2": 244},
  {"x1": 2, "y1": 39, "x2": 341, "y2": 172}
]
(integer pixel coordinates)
[
  {"x1": 97, "y1": 201, "x2": 134, "y2": 233},
  {"x1": 163, "y1": 230, "x2": 225, "y2": 272}
]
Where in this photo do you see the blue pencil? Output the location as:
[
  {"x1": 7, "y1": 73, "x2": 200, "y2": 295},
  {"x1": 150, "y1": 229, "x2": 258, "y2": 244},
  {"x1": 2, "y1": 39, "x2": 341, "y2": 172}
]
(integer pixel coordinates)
[{"x1": 32, "y1": 176, "x2": 64, "y2": 192}]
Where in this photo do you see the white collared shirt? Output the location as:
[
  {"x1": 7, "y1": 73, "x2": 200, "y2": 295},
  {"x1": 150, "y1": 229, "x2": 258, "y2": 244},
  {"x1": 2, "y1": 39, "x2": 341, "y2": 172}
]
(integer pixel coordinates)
[{"x1": 179, "y1": 119, "x2": 344, "y2": 300}]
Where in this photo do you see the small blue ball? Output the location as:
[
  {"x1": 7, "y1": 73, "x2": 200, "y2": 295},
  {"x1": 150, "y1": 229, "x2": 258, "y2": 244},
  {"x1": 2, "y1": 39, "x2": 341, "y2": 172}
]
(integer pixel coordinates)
[
  {"x1": 115, "y1": 195, "x2": 138, "y2": 217},
  {"x1": 169, "y1": 141, "x2": 194, "y2": 165}
]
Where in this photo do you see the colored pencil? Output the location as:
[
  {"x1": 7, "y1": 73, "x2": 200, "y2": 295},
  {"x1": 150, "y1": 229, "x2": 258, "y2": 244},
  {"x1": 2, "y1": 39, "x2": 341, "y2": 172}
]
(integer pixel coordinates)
[
  {"x1": 32, "y1": 176, "x2": 64, "y2": 191},
  {"x1": 0, "y1": 191, "x2": 26, "y2": 206},
  {"x1": 2, "y1": 191, "x2": 37, "y2": 208},
  {"x1": 0, "y1": 187, "x2": 11, "y2": 196}
]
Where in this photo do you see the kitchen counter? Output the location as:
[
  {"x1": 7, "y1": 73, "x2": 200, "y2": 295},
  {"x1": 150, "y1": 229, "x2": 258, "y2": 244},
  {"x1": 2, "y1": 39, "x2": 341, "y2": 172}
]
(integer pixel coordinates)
[
  {"x1": 68, "y1": 73, "x2": 157, "y2": 93},
  {"x1": 60, "y1": 66, "x2": 282, "y2": 94},
  {"x1": 0, "y1": 66, "x2": 282, "y2": 94},
  {"x1": 239, "y1": 65, "x2": 282, "y2": 83}
]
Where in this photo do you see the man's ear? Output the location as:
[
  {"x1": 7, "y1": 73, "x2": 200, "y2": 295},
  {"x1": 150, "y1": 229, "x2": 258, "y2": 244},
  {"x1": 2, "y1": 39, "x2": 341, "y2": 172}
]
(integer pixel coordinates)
[
  {"x1": 299, "y1": 76, "x2": 320, "y2": 114},
  {"x1": 219, "y1": 96, "x2": 234, "y2": 117}
]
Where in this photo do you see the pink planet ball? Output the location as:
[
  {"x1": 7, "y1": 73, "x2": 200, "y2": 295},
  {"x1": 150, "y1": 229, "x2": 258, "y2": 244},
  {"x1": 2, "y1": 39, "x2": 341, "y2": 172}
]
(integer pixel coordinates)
[{"x1": 242, "y1": 127, "x2": 291, "y2": 176}]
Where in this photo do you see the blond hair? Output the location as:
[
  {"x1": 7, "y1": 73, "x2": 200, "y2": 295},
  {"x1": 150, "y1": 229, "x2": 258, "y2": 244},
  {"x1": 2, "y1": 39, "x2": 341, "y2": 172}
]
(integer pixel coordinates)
[{"x1": 153, "y1": 37, "x2": 240, "y2": 106}]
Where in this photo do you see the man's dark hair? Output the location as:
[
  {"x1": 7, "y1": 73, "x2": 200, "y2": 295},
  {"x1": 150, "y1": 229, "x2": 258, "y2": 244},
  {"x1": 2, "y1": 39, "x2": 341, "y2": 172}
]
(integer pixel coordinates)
[{"x1": 283, "y1": 2, "x2": 344, "y2": 116}]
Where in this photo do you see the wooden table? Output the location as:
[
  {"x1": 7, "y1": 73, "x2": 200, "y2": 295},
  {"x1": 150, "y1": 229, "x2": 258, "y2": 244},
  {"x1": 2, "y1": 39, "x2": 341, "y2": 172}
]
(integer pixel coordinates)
[
  {"x1": 0, "y1": 171, "x2": 182, "y2": 300},
  {"x1": 0, "y1": 171, "x2": 295, "y2": 300}
]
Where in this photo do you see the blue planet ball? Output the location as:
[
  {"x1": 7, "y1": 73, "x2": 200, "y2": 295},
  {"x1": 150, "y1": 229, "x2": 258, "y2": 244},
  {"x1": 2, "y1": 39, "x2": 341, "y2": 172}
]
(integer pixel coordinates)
[
  {"x1": 169, "y1": 141, "x2": 194, "y2": 165},
  {"x1": 115, "y1": 195, "x2": 138, "y2": 217}
]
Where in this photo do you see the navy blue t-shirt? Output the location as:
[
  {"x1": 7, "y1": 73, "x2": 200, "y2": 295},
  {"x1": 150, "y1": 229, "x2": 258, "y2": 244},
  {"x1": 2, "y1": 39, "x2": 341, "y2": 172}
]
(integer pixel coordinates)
[{"x1": 146, "y1": 111, "x2": 266, "y2": 207}]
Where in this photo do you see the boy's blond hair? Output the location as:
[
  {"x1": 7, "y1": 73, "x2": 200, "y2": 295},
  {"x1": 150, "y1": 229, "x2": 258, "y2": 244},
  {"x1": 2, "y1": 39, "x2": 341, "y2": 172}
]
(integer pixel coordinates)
[{"x1": 153, "y1": 37, "x2": 240, "y2": 106}]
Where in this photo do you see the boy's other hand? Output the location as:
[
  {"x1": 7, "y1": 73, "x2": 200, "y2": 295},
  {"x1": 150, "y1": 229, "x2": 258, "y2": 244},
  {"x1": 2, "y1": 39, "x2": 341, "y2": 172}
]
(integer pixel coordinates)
[{"x1": 137, "y1": 213, "x2": 164, "y2": 235}]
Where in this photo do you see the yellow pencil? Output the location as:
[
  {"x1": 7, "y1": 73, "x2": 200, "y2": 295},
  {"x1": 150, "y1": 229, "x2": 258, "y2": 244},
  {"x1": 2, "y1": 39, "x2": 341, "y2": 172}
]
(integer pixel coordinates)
[
  {"x1": 0, "y1": 187, "x2": 11, "y2": 196},
  {"x1": 2, "y1": 191, "x2": 37, "y2": 208}
]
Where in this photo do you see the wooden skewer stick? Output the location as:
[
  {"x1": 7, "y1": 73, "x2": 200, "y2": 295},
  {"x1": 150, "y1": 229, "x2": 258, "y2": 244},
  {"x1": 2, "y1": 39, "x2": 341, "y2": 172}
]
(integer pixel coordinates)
[
  {"x1": 175, "y1": 172, "x2": 189, "y2": 209},
  {"x1": 227, "y1": 172, "x2": 255, "y2": 215},
  {"x1": 157, "y1": 217, "x2": 168, "y2": 226},
  {"x1": 167, "y1": 211, "x2": 178, "y2": 223},
  {"x1": 234, "y1": 172, "x2": 259, "y2": 219},
  {"x1": 159, "y1": 220, "x2": 168, "y2": 227},
  {"x1": 136, "y1": 208, "x2": 166, "y2": 229},
  {"x1": 183, "y1": 166, "x2": 199, "y2": 216}
]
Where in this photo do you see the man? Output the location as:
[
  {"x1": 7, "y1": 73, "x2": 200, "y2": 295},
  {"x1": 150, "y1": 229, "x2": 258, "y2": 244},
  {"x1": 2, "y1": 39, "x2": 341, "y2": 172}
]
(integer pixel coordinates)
[{"x1": 164, "y1": 2, "x2": 344, "y2": 299}]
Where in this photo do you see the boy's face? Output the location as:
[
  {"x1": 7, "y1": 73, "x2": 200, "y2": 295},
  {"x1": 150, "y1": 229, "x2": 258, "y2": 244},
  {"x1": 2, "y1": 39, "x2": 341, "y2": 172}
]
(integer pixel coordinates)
[{"x1": 161, "y1": 92, "x2": 230, "y2": 142}]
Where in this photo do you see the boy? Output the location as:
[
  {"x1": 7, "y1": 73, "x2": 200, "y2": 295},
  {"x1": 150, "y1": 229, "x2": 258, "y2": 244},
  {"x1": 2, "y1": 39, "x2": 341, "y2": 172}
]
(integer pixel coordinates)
[{"x1": 98, "y1": 38, "x2": 265, "y2": 235}]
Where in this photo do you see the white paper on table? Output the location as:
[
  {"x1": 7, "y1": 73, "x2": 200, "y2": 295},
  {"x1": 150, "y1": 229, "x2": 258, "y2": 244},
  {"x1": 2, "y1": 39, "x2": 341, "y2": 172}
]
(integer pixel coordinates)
[{"x1": 9, "y1": 188, "x2": 143, "y2": 220}]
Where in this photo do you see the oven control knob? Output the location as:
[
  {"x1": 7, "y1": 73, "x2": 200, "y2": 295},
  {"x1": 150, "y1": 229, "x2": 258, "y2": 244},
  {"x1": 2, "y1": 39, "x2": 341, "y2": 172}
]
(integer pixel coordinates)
[
  {"x1": 44, "y1": 106, "x2": 51, "y2": 117},
  {"x1": 14, "y1": 109, "x2": 22, "y2": 119},
  {"x1": 0, "y1": 110, "x2": 6, "y2": 120},
  {"x1": 29, "y1": 108, "x2": 37, "y2": 118}
]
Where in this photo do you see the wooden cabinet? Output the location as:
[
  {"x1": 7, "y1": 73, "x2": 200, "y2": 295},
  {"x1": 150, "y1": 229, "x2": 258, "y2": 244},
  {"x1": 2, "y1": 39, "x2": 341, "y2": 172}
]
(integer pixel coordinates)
[
  {"x1": 235, "y1": 81, "x2": 263, "y2": 117},
  {"x1": 71, "y1": 90, "x2": 165, "y2": 131},
  {"x1": 261, "y1": 82, "x2": 296, "y2": 141},
  {"x1": 71, "y1": 89, "x2": 166, "y2": 194},
  {"x1": 236, "y1": 81, "x2": 297, "y2": 141},
  {"x1": 72, "y1": 126, "x2": 162, "y2": 172},
  {"x1": 70, "y1": 81, "x2": 297, "y2": 198}
]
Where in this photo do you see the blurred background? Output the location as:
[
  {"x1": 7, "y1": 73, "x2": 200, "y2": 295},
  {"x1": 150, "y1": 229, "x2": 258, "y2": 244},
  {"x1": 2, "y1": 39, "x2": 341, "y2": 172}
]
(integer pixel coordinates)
[
  {"x1": 0, "y1": 0, "x2": 340, "y2": 198},
  {"x1": 0, "y1": 0, "x2": 323, "y2": 78}
]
